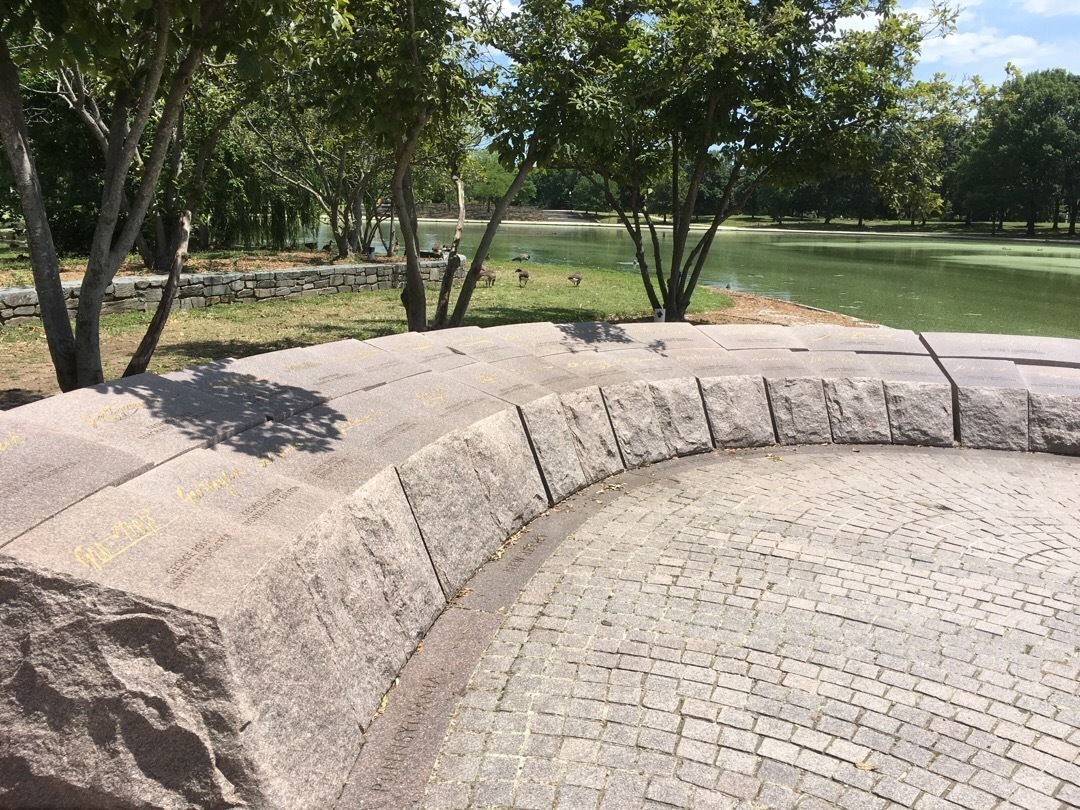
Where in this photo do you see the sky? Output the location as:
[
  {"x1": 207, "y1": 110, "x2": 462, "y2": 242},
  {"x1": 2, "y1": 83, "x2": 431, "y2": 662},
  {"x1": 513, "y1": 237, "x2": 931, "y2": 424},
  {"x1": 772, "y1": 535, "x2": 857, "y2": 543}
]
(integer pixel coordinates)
[{"x1": 908, "y1": 0, "x2": 1080, "y2": 85}]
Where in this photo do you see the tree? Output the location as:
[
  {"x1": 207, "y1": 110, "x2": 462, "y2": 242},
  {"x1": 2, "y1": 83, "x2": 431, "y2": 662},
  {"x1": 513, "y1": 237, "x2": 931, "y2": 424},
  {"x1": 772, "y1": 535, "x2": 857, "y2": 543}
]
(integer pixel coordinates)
[
  {"x1": 0, "y1": 0, "x2": 347, "y2": 389},
  {"x1": 544, "y1": 0, "x2": 939, "y2": 320}
]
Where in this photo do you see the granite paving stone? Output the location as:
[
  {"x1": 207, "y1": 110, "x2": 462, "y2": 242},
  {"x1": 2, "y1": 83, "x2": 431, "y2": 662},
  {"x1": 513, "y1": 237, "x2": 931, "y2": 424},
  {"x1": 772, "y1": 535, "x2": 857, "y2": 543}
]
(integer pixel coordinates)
[
  {"x1": 696, "y1": 324, "x2": 810, "y2": 351},
  {"x1": 364, "y1": 331, "x2": 478, "y2": 372},
  {"x1": 793, "y1": 325, "x2": 928, "y2": 355},
  {"x1": 921, "y1": 332, "x2": 1080, "y2": 367},
  {"x1": 415, "y1": 447, "x2": 1080, "y2": 810}
]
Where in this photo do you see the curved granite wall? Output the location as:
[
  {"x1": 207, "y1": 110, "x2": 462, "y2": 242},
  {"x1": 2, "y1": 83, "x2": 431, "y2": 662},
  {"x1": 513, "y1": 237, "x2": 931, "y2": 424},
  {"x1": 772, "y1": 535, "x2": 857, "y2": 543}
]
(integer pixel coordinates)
[{"x1": 1, "y1": 322, "x2": 1078, "y2": 808}]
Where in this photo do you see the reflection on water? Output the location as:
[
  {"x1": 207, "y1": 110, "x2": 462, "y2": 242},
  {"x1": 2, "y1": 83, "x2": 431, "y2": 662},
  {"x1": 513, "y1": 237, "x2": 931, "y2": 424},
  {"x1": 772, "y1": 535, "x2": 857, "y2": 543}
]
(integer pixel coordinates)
[{"x1": 319, "y1": 222, "x2": 1080, "y2": 338}]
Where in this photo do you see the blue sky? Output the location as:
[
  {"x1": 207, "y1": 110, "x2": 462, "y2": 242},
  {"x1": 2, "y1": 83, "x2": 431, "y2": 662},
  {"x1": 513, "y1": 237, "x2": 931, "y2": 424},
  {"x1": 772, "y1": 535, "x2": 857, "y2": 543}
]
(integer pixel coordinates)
[{"x1": 909, "y1": 0, "x2": 1080, "y2": 85}]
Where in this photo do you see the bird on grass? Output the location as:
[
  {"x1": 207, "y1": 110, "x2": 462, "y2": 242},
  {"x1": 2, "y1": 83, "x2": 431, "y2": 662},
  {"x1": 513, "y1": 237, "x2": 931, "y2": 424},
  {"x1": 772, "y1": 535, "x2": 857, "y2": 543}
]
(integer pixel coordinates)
[
  {"x1": 516, "y1": 268, "x2": 530, "y2": 287},
  {"x1": 567, "y1": 271, "x2": 583, "y2": 286},
  {"x1": 512, "y1": 251, "x2": 530, "y2": 262},
  {"x1": 478, "y1": 264, "x2": 496, "y2": 287}
]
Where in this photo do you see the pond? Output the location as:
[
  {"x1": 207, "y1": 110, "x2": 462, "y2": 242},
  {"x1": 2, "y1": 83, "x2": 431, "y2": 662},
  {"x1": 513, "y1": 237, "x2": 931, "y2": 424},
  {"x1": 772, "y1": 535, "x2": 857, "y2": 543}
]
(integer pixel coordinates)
[{"x1": 355, "y1": 221, "x2": 1080, "y2": 338}]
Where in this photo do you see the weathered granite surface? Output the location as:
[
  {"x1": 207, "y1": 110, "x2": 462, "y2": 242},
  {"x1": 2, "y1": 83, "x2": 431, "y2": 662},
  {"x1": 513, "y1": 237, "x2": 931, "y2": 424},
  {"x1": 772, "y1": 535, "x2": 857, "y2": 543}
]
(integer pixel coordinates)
[
  {"x1": 396, "y1": 410, "x2": 547, "y2": 597},
  {"x1": 922, "y1": 331, "x2": 1080, "y2": 367},
  {"x1": 559, "y1": 387, "x2": 626, "y2": 483},
  {"x1": 883, "y1": 381, "x2": 955, "y2": 447},
  {"x1": 1018, "y1": 365, "x2": 1080, "y2": 455},
  {"x1": 698, "y1": 375, "x2": 776, "y2": 448},
  {"x1": 824, "y1": 378, "x2": 891, "y2": 444},
  {"x1": 793, "y1": 325, "x2": 928, "y2": 355},
  {"x1": 941, "y1": 359, "x2": 1029, "y2": 451},
  {"x1": 766, "y1": 377, "x2": 833, "y2": 445},
  {"x1": 5, "y1": 322, "x2": 1080, "y2": 810}
]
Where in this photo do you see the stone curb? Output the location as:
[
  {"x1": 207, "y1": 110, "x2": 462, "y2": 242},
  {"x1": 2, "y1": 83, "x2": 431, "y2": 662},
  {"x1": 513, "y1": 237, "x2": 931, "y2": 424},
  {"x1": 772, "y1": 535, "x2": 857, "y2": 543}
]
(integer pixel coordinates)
[{"x1": 0, "y1": 323, "x2": 1078, "y2": 809}]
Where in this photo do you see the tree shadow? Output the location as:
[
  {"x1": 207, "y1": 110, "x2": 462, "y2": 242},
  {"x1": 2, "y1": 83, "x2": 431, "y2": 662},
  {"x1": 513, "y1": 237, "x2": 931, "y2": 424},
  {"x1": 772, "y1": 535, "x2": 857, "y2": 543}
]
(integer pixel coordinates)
[
  {"x1": 0, "y1": 388, "x2": 46, "y2": 410},
  {"x1": 554, "y1": 320, "x2": 639, "y2": 351},
  {"x1": 96, "y1": 362, "x2": 349, "y2": 461}
]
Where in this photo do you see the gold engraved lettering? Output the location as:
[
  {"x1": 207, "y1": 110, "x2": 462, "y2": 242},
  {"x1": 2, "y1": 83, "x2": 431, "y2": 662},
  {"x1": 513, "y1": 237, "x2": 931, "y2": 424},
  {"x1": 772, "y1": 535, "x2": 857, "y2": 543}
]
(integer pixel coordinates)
[
  {"x1": 80, "y1": 401, "x2": 145, "y2": 428},
  {"x1": 176, "y1": 467, "x2": 245, "y2": 505},
  {"x1": 340, "y1": 409, "x2": 385, "y2": 435},
  {"x1": 283, "y1": 360, "x2": 320, "y2": 372},
  {"x1": 476, "y1": 373, "x2": 501, "y2": 384},
  {"x1": 74, "y1": 509, "x2": 177, "y2": 571},
  {"x1": 416, "y1": 386, "x2": 448, "y2": 405},
  {"x1": 257, "y1": 444, "x2": 297, "y2": 468},
  {"x1": 0, "y1": 429, "x2": 24, "y2": 454}
]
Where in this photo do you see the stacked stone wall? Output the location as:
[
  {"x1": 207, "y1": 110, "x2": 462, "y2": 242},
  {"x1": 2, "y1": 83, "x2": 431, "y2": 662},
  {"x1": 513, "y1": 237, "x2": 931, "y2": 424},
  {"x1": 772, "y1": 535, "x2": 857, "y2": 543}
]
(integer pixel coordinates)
[{"x1": 0, "y1": 260, "x2": 444, "y2": 327}]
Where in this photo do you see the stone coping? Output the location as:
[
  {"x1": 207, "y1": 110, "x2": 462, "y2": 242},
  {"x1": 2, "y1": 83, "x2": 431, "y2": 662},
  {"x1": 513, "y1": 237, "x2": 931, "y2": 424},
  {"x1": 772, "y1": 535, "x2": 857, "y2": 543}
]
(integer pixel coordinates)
[{"x1": 1, "y1": 323, "x2": 1078, "y2": 809}]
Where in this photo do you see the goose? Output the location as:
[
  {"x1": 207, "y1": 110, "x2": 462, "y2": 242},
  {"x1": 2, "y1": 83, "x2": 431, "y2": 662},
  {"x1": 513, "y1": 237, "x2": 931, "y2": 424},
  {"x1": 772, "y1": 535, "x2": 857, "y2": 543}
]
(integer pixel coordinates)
[
  {"x1": 512, "y1": 252, "x2": 530, "y2": 262},
  {"x1": 567, "y1": 271, "x2": 583, "y2": 286},
  {"x1": 479, "y1": 264, "x2": 496, "y2": 287},
  {"x1": 516, "y1": 268, "x2": 530, "y2": 287}
]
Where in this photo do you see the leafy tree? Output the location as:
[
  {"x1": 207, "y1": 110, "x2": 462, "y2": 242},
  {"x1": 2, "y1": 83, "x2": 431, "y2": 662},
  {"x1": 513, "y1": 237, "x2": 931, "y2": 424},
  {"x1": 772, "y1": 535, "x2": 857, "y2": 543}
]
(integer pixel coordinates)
[
  {"x1": 0, "y1": 0, "x2": 347, "y2": 389},
  {"x1": 547, "y1": 0, "x2": 939, "y2": 320}
]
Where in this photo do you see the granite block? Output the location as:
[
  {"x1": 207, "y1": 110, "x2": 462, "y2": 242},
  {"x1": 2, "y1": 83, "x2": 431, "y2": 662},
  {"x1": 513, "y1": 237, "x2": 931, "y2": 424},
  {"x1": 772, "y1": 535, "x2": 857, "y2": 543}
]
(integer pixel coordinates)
[
  {"x1": 766, "y1": 377, "x2": 832, "y2": 445},
  {"x1": 228, "y1": 339, "x2": 426, "y2": 405},
  {"x1": 442, "y1": 361, "x2": 552, "y2": 406},
  {"x1": 1017, "y1": 366, "x2": 1080, "y2": 456},
  {"x1": 662, "y1": 346, "x2": 753, "y2": 379},
  {"x1": 161, "y1": 361, "x2": 316, "y2": 422},
  {"x1": 520, "y1": 394, "x2": 589, "y2": 502},
  {"x1": 0, "y1": 415, "x2": 149, "y2": 545},
  {"x1": 940, "y1": 359, "x2": 1029, "y2": 451},
  {"x1": 608, "y1": 348, "x2": 690, "y2": 381},
  {"x1": 559, "y1": 387, "x2": 625, "y2": 483},
  {"x1": 290, "y1": 467, "x2": 445, "y2": 722},
  {"x1": 730, "y1": 348, "x2": 813, "y2": 379},
  {"x1": 12, "y1": 372, "x2": 257, "y2": 464},
  {"x1": 485, "y1": 321, "x2": 641, "y2": 356},
  {"x1": 363, "y1": 331, "x2": 477, "y2": 372},
  {"x1": 491, "y1": 354, "x2": 589, "y2": 395},
  {"x1": 601, "y1": 381, "x2": 670, "y2": 467},
  {"x1": 883, "y1": 381, "x2": 954, "y2": 447},
  {"x1": 793, "y1": 325, "x2": 927, "y2": 354},
  {"x1": 921, "y1": 332, "x2": 1080, "y2": 367},
  {"x1": 823, "y1": 378, "x2": 891, "y2": 444},
  {"x1": 545, "y1": 351, "x2": 642, "y2": 388},
  {"x1": 864, "y1": 353, "x2": 951, "y2": 384},
  {"x1": 396, "y1": 410, "x2": 546, "y2": 596},
  {"x1": 802, "y1": 351, "x2": 877, "y2": 379},
  {"x1": 697, "y1": 324, "x2": 808, "y2": 351},
  {"x1": 428, "y1": 326, "x2": 533, "y2": 362},
  {"x1": 698, "y1": 376, "x2": 776, "y2": 448},
  {"x1": 616, "y1": 322, "x2": 721, "y2": 350},
  {"x1": 650, "y1": 377, "x2": 713, "y2": 457}
]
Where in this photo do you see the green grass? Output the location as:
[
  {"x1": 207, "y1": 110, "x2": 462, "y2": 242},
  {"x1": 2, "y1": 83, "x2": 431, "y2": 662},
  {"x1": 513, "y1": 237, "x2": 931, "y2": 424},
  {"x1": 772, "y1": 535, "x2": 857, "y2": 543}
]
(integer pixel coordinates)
[{"x1": 0, "y1": 261, "x2": 733, "y2": 393}]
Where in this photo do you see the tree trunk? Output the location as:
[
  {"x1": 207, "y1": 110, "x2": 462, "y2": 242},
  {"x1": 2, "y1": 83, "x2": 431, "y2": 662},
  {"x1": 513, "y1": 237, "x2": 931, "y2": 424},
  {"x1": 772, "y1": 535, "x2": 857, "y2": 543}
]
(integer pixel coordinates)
[
  {"x1": 1026, "y1": 211, "x2": 1036, "y2": 238},
  {"x1": 1069, "y1": 199, "x2": 1077, "y2": 236},
  {"x1": 0, "y1": 37, "x2": 77, "y2": 390},
  {"x1": 392, "y1": 141, "x2": 427, "y2": 332},
  {"x1": 448, "y1": 148, "x2": 537, "y2": 328},
  {"x1": 433, "y1": 174, "x2": 466, "y2": 328},
  {"x1": 124, "y1": 210, "x2": 190, "y2": 377}
]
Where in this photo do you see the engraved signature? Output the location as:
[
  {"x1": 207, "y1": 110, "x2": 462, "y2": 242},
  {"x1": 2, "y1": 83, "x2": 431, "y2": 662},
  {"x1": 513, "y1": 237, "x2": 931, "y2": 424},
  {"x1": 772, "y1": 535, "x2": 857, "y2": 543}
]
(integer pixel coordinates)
[{"x1": 74, "y1": 509, "x2": 178, "y2": 571}]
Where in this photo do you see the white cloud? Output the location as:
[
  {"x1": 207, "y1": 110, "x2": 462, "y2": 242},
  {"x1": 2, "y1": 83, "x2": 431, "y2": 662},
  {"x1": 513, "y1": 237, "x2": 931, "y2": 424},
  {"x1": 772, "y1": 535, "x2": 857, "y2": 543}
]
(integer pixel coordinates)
[
  {"x1": 1018, "y1": 0, "x2": 1080, "y2": 16},
  {"x1": 920, "y1": 28, "x2": 1041, "y2": 67}
]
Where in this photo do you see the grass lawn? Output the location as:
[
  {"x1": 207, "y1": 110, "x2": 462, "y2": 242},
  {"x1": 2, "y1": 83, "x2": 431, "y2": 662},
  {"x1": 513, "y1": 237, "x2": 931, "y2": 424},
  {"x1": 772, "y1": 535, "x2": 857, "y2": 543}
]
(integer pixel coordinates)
[{"x1": 0, "y1": 261, "x2": 733, "y2": 406}]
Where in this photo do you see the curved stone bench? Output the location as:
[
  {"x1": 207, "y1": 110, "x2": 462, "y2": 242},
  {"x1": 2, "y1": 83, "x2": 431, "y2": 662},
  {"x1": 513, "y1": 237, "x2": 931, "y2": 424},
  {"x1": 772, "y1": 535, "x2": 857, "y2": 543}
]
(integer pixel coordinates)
[{"x1": 1, "y1": 323, "x2": 1078, "y2": 809}]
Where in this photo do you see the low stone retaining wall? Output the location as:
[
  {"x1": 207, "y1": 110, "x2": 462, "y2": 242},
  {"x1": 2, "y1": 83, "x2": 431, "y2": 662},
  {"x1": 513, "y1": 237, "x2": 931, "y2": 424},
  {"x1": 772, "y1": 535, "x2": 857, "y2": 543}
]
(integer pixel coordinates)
[
  {"x1": 1, "y1": 323, "x2": 1078, "y2": 808},
  {"x1": 0, "y1": 260, "x2": 445, "y2": 326}
]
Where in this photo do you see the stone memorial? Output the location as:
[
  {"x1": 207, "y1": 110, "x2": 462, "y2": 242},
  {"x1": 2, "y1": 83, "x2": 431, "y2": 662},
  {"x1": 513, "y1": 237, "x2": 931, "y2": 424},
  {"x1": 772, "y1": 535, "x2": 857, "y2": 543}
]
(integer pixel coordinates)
[
  {"x1": 228, "y1": 339, "x2": 427, "y2": 408},
  {"x1": 607, "y1": 348, "x2": 695, "y2": 381},
  {"x1": 557, "y1": 386, "x2": 626, "y2": 483},
  {"x1": 728, "y1": 348, "x2": 814, "y2": 379},
  {"x1": 616, "y1": 322, "x2": 721, "y2": 351},
  {"x1": 697, "y1": 324, "x2": 809, "y2": 351},
  {"x1": 0, "y1": 413, "x2": 149, "y2": 544},
  {"x1": 863, "y1": 354, "x2": 954, "y2": 446},
  {"x1": 440, "y1": 361, "x2": 553, "y2": 406},
  {"x1": 490, "y1": 354, "x2": 591, "y2": 395},
  {"x1": 544, "y1": 351, "x2": 642, "y2": 388},
  {"x1": 363, "y1": 331, "x2": 477, "y2": 373},
  {"x1": 698, "y1": 375, "x2": 776, "y2": 448},
  {"x1": 486, "y1": 321, "x2": 642, "y2": 356},
  {"x1": 662, "y1": 346, "x2": 754, "y2": 379},
  {"x1": 425, "y1": 326, "x2": 533, "y2": 363},
  {"x1": 766, "y1": 377, "x2": 833, "y2": 445},
  {"x1": 519, "y1": 394, "x2": 590, "y2": 502},
  {"x1": 396, "y1": 410, "x2": 547, "y2": 597},
  {"x1": 602, "y1": 378, "x2": 712, "y2": 466},
  {"x1": 823, "y1": 378, "x2": 891, "y2": 444},
  {"x1": 940, "y1": 358, "x2": 1029, "y2": 451},
  {"x1": 792, "y1": 325, "x2": 928, "y2": 355},
  {"x1": 1018, "y1": 365, "x2": 1080, "y2": 455},
  {"x1": 11, "y1": 372, "x2": 259, "y2": 465},
  {"x1": 921, "y1": 331, "x2": 1080, "y2": 368}
]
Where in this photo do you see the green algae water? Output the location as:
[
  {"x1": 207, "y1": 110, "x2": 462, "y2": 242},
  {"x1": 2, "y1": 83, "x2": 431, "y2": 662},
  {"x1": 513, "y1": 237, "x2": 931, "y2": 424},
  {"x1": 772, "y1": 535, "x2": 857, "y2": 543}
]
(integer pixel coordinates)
[{"x1": 406, "y1": 223, "x2": 1080, "y2": 338}]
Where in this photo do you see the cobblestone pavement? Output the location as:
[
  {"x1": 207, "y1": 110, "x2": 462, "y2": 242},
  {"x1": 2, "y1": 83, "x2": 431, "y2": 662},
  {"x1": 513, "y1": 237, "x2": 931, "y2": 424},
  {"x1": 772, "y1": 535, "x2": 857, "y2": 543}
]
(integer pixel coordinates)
[{"x1": 421, "y1": 447, "x2": 1080, "y2": 810}]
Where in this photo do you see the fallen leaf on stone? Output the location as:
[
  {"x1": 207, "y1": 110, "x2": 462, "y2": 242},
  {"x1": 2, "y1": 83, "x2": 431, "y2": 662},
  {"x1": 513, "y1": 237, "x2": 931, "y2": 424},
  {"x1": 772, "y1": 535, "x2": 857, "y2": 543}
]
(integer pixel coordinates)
[
  {"x1": 601, "y1": 619, "x2": 613, "y2": 626},
  {"x1": 855, "y1": 762, "x2": 875, "y2": 771}
]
